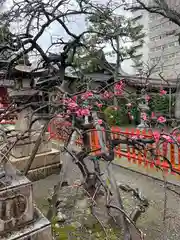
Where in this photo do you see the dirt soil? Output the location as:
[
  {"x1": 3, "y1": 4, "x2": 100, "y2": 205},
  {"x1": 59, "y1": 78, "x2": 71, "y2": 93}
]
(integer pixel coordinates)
[{"x1": 33, "y1": 165, "x2": 180, "y2": 240}]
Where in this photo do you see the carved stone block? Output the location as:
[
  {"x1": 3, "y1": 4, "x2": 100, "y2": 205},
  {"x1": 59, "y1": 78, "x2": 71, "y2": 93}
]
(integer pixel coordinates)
[
  {"x1": 11, "y1": 132, "x2": 52, "y2": 158},
  {"x1": 2, "y1": 207, "x2": 52, "y2": 240},
  {"x1": 0, "y1": 163, "x2": 33, "y2": 235}
]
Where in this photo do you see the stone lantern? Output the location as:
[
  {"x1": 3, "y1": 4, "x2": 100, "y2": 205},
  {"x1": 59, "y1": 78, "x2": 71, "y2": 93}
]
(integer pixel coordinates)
[
  {"x1": 137, "y1": 88, "x2": 150, "y2": 129},
  {"x1": 0, "y1": 61, "x2": 56, "y2": 239}
]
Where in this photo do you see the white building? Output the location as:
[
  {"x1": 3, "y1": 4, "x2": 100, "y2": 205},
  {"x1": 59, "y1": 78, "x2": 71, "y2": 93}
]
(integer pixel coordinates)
[
  {"x1": 131, "y1": 1, "x2": 180, "y2": 78},
  {"x1": 130, "y1": 8, "x2": 150, "y2": 75}
]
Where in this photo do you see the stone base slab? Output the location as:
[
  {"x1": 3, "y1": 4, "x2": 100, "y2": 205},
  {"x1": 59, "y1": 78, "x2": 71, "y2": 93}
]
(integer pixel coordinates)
[
  {"x1": 2, "y1": 207, "x2": 52, "y2": 240},
  {"x1": 10, "y1": 148, "x2": 61, "y2": 172},
  {"x1": 27, "y1": 163, "x2": 62, "y2": 181}
]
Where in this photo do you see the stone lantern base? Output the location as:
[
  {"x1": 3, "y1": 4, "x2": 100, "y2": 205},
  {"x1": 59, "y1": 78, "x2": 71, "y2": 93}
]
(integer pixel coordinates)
[{"x1": 0, "y1": 162, "x2": 52, "y2": 240}]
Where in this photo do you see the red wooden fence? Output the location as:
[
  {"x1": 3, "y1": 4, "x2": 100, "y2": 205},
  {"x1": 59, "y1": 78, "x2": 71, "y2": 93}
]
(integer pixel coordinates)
[{"x1": 48, "y1": 120, "x2": 180, "y2": 175}]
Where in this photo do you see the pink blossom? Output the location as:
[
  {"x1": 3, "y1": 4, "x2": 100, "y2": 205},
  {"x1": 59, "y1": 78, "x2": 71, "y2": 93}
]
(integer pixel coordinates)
[
  {"x1": 81, "y1": 108, "x2": 90, "y2": 116},
  {"x1": 81, "y1": 91, "x2": 93, "y2": 100},
  {"x1": 139, "y1": 135, "x2": 145, "y2": 139},
  {"x1": 160, "y1": 89, "x2": 167, "y2": 95},
  {"x1": 162, "y1": 135, "x2": 173, "y2": 143},
  {"x1": 114, "y1": 81, "x2": 124, "y2": 90},
  {"x1": 157, "y1": 116, "x2": 166, "y2": 123},
  {"x1": 68, "y1": 102, "x2": 78, "y2": 109},
  {"x1": 132, "y1": 136, "x2": 137, "y2": 140},
  {"x1": 113, "y1": 106, "x2": 118, "y2": 111},
  {"x1": 96, "y1": 102, "x2": 103, "y2": 108},
  {"x1": 153, "y1": 131, "x2": 160, "y2": 142},
  {"x1": 114, "y1": 91, "x2": 123, "y2": 96},
  {"x1": 126, "y1": 103, "x2": 132, "y2": 107},
  {"x1": 145, "y1": 95, "x2": 151, "y2": 101},
  {"x1": 75, "y1": 110, "x2": 81, "y2": 117},
  {"x1": 141, "y1": 112, "x2": 147, "y2": 121},
  {"x1": 76, "y1": 108, "x2": 90, "y2": 117},
  {"x1": 97, "y1": 119, "x2": 103, "y2": 125},
  {"x1": 102, "y1": 91, "x2": 113, "y2": 99},
  {"x1": 114, "y1": 81, "x2": 124, "y2": 96}
]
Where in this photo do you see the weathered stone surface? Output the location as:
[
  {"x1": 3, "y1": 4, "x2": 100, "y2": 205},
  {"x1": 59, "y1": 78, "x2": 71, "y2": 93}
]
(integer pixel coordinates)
[
  {"x1": 50, "y1": 185, "x2": 109, "y2": 228},
  {"x1": 0, "y1": 163, "x2": 33, "y2": 235},
  {"x1": 2, "y1": 207, "x2": 52, "y2": 240},
  {"x1": 10, "y1": 148, "x2": 60, "y2": 171},
  {"x1": 15, "y1": 108, "x2": 42, "y2": 132},
  {"x1": 11, "y1": 132, "x2": 52, "y2": 158},
  {"x1": 27, "y1": 163, "x2": 61, "y2": 181}
]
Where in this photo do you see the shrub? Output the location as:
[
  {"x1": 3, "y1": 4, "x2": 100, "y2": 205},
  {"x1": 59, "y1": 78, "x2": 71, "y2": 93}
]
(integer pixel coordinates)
[{"x1": 104, "y1": 105, "x2": 129, "y2": 126}]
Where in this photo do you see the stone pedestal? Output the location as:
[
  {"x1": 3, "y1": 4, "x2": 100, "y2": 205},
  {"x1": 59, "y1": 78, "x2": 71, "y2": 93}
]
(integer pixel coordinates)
[
  {"x1": 0, "y1": 162, "x2": 33, "y2": 235},
  {"x1": 0, "y1": 162, "x2": 52, "y2": 239},
  {"x1": 10, "y1": 108, "x2": 61, "y2": 180},
  {"x1": 2, "y1": 207, "x2": 52, "y2": 240},
  {"x1": 137, "y1": 103, "x2": 149, "y2": 130}
]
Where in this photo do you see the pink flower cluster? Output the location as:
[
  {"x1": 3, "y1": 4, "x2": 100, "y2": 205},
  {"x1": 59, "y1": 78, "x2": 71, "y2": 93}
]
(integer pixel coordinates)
[
  {"x1": 157, "y1": 116, "x2": 166, "y2": 123},
  {"x1": 76, "y1": 108, "x2": 90, "y2": 117},
  {"x1": 63, "y1": 98, "x2": 78, "y2": 110},
  {"x1": 81, "y1": 91, "x2": 93, "y2": 100},
  {"x1": 160, "y1": 89, "x2": 167, "y2": 96},
  {"x1": 102, "y1": 91, "x2": 113, "y2": 99},
  {"x1": 162, "y1": 135, "x2": 173, "y2": 143},
  {"x1": 97, "y1": 119, "x2": 103, "y2": 125},
  {"x1": 96, "y1": 102, "x2": 103, "y2": 108},
  {"x1": 114, "y1": 81, "x2": 124, "y2": 96},
  {"x1": 63, "y1": 97, "x2": 91, "y2": 117}
]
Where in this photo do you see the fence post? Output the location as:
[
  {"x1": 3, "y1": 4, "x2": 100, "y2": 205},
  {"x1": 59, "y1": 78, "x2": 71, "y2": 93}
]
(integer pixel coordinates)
[
  {"x1": 170, "y1": 143, "x2": 175, "y2": 174},
  {"x1": 125, "y1": 128, "x2": 131, "y2": 162}
]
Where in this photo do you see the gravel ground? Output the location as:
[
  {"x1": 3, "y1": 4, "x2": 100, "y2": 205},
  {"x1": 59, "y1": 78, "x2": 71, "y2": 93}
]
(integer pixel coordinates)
[{"x1": 33, "y1": 165, "x2": 180, "y2": 240}]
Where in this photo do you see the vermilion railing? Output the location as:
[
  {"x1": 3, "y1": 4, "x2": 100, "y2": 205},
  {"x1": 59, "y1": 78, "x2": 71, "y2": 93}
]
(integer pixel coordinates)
[{"x1": 48, "y1": 120, "x2": 180, "y2": 174}]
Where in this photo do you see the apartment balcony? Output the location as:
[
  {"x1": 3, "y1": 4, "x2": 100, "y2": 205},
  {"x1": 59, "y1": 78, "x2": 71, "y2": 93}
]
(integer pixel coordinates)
[{"x1": 149, "y1": 40, "x2": 179, "y2": 51}]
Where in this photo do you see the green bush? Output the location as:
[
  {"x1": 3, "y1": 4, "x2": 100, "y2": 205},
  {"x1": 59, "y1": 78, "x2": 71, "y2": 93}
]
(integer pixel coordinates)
[
  {"x1": 149, "y1": 94, "x2": 175, "y2": 115},
  {"x1": 104, "y1": 105, "x2": 129, "y2": 126}
]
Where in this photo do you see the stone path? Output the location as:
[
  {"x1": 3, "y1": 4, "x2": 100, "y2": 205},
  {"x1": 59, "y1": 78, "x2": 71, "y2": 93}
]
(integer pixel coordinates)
[{"x1": 33, "y1": 165, "x2": 180, "y2": 240}]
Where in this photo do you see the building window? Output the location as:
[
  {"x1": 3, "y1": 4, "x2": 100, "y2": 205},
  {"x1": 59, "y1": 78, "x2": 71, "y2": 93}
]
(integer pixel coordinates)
[
  {"x1": 161, "y1": 44, "x2": 168, "y2": 49},
  {"x1": 168, "y1": 42, "x2": 178, "y2": 48},
  {"x1": 156, "y1": 46, "x2": 161, "y2": 51},
  {"x1": 169, "y1": 53, "x2": 175, "y2": 58}
]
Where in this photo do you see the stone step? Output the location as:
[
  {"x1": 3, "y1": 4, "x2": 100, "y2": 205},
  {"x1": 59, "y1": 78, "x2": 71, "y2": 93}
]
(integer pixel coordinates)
[
  {"x1": 27, "y1": 163, "x2": 61, "y2": 181},
  {"x1": 10, "y1": 148, "x2": 61, "y2": 172}
]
